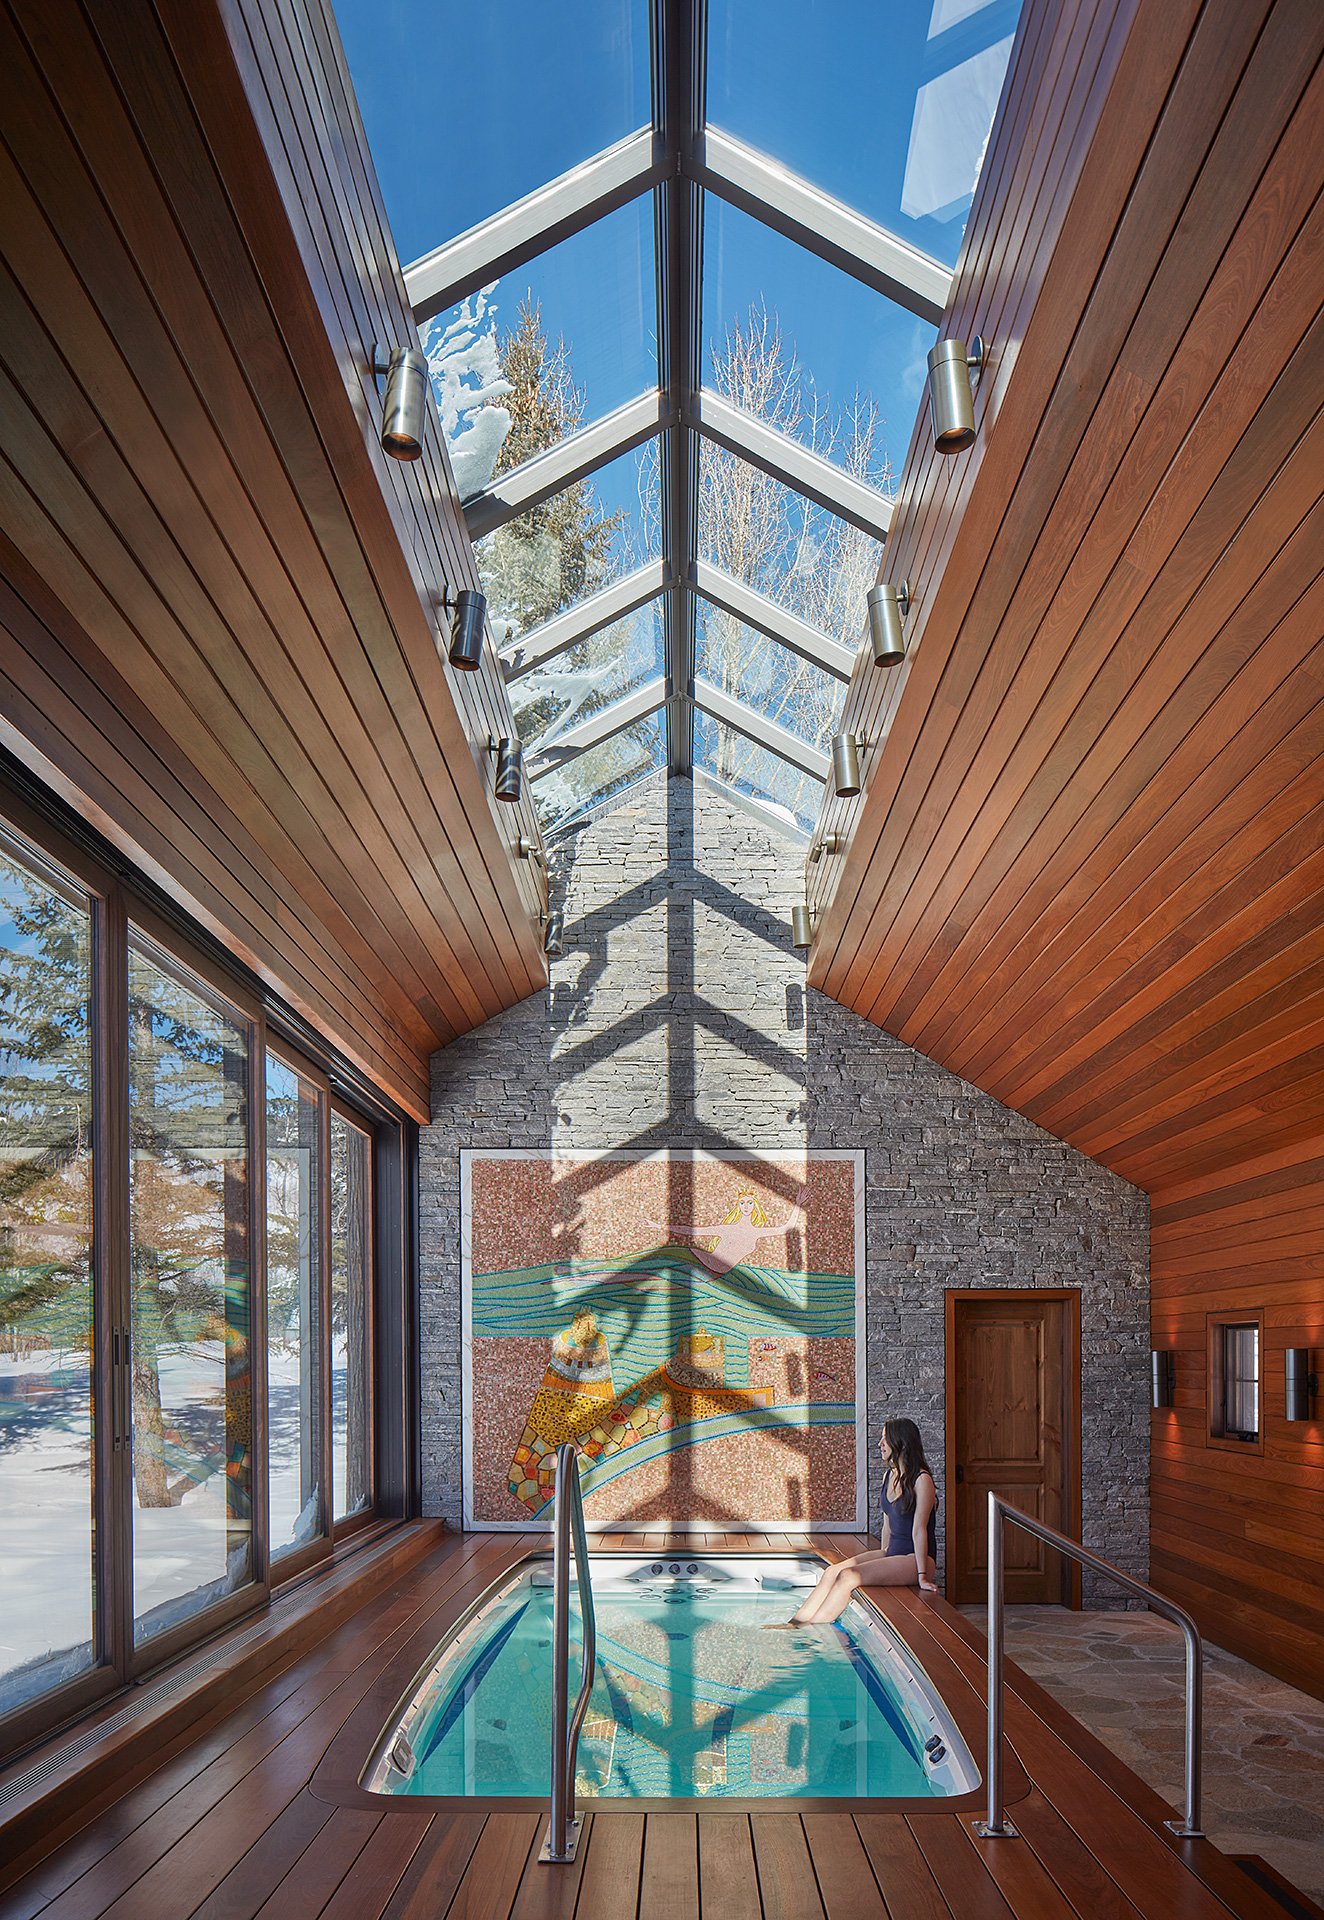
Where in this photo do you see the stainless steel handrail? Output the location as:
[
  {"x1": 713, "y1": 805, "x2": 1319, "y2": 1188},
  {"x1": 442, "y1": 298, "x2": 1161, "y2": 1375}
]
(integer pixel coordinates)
[
  {"x1": 977, "y1": 1494, "x2": 1203, "y2": 1842},
  {"x1": 539, "y1": 1443, "x2": 596, "y2": 1865}
]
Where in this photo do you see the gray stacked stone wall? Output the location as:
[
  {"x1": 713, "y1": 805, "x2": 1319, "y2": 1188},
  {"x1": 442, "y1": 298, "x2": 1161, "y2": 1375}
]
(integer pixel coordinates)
[{"x1": 420, "y1": 772, "x2": 1149, "y2": 1597}]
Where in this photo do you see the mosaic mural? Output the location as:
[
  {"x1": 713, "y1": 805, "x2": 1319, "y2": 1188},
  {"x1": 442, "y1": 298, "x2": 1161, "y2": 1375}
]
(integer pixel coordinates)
[{"x1": 460, "y1": 1151, "x2": 864, "y2": 1529}]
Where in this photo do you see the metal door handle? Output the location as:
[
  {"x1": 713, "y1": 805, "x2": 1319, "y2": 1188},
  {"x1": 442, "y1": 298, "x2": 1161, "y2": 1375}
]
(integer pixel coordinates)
[{"x1": 955, "y1": 1464, "x2": 965, "y2": 1482}]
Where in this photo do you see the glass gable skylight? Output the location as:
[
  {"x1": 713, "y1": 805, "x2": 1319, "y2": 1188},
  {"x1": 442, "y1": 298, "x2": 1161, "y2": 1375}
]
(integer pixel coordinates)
[{"x1": 333, "y1": 0, "x2": 1023, "y2": 836}]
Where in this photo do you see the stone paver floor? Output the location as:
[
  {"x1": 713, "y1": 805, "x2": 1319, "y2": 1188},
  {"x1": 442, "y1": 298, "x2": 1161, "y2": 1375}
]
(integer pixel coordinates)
[{"x1": 961, "y1": 1606, "x2": 1324, "y2": 1906}]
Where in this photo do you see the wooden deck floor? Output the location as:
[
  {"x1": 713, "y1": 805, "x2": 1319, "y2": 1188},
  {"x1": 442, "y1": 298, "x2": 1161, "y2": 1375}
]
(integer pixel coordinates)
[{"x1": 0, "y1": 1529, "x2": 1295, "y2": 1920}]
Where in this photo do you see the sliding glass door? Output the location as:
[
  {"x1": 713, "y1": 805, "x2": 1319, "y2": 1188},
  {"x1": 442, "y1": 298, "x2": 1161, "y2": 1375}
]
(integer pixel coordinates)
[
  {"x1": 0, "y1": 831, "x2": 97, "y2": 1718},
  {"x1": 0, "y1": 797, "x2": 398, "y2": 1758}
]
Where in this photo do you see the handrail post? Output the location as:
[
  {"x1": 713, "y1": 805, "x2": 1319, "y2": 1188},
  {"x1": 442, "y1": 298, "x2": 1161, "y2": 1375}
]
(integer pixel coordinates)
[
  {"x1": 974, "y1": 1494, "x2": 1016, "y2": 1837},
  {"x1": 540, "y1": 1443, "x2": 595, "y2": 1865},
  {"x1": 972, "y1": 1493, "x2": 1203, "y2": 1843}
]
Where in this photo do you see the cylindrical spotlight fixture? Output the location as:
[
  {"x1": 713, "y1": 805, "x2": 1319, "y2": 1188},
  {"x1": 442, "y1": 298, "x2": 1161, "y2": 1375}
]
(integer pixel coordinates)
[
  {"x1": 831, "y1": 730, "x2": 864, "y2": 797},
  {"x1": 373, "y1": 344, "x2": 428, "y2": 461},
  {"x1": 1150, "y1": 1350, "x2": 1175, "y2": 1410},
  {"x1": 809, "y1": 833, "x2": 843, "y2": 865},
  {"x1": 1285, "y1": 1348, "x2": 1317, "y2": 1421},
  {"x1": 542, "y1": 909, "x2": 564, "y2": 957},
  {"x1": 791, "y1": 902, "x2": 814, "y2": 950},
  {"x1": 445, "y1": 588, "x2": 486, "y2": 671},
  {"x1": 926, "y1": 335, "x2": 984, "y2": 453},
  {"x1": 488, "y1": 735, "x2": 523, "y2": 804},
  {"x1": 516, "y1": 834, "x2": 544, "y2": 864},
  {"x1": 867, "y1": 580, "x2": 911, "y2": 667}
]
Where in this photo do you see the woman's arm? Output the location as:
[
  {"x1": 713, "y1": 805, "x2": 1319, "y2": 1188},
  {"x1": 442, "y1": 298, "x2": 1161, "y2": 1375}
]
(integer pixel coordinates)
[{"x1": 912, "y1": 1474, "x2": 938, "y2": 1591}]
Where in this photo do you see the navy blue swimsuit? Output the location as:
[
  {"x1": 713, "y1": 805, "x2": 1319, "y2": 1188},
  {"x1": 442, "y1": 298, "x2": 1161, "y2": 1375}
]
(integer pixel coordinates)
[{"x1": 880, "y1": 1474, "x2": 937, "y2": 1560}]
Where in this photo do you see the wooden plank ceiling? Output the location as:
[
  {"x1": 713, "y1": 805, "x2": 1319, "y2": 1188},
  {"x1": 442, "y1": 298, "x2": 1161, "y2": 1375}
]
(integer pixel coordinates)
[
  {"x1": 807, "y1": 0, "x2": 1324, "y2": 1203},
  {"x1": 0, "y1": 0, "x2": 549, "y2": 1122}
]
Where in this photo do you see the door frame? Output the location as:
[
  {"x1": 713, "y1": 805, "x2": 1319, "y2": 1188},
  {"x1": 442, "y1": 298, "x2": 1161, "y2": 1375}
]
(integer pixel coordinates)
[{"x1": 944, "y1": 1287, "x2": 1083, "y2": 1609}]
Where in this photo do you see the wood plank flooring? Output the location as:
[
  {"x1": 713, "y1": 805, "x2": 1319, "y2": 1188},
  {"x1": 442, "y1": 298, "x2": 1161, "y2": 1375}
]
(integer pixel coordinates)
[{"x1": 0, "y1": 1530, "x2": 1290, "y2": 1920}]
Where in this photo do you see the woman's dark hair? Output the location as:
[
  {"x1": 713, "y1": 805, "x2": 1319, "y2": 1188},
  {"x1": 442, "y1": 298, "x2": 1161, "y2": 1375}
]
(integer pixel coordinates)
[{"x1": 882, "y1": 1418, "x2": 932, "y2": 1513}]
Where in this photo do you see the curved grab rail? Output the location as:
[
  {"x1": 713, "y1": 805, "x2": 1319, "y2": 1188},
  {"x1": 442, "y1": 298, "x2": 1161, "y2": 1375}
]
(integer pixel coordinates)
[
  {"x1": 977, "y1": 1493, "x2": 1203, "y2": 1841},
  {"x1": 541, "y1": 1443, "x2": 596, "y2": 1865}
]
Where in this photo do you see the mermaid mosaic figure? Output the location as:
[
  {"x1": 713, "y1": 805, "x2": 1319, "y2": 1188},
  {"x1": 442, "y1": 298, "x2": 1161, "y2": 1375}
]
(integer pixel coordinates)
[{"x1": 647, "y1": 1185, "x2": 808, "y2": 1276}]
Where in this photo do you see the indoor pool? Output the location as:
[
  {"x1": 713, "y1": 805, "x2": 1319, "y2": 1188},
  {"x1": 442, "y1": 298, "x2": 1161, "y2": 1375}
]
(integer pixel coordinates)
[{"x1": 363, "y1": 1557, "x2": 978, "y2": 1800}]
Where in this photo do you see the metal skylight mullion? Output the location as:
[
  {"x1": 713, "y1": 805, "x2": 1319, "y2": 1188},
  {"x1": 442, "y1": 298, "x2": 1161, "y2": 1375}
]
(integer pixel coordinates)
[
  {"x1": 692, "y1": 561, "x2": 855, "y2": 680},
  {"x1": 692, "y1": 126, "x2": 952, "y2": 325},
  {"x1": 690, "y1": 391, "x2": 893, "y2": 542},
  {"x1": 528, "y1": 676, "x2": 668, "y2": 776},
  {"x1": 462, "y1": 393, "x2": 664, "y2": 539},
  {"x1": 404, "y1": 128, "x2": 665, "y2": 323},
  {"x1": 693, "y1": 677, "x2": 831, "y2": 782},
  {"x1": 501, "y1": 564, "x2": 668, "y2": 681}
]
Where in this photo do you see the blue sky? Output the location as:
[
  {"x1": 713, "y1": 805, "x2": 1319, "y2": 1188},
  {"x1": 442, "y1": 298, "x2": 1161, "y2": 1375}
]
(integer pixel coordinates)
[{"x1": 335, "y1": 0, "x2": 1018, "y2": 538}]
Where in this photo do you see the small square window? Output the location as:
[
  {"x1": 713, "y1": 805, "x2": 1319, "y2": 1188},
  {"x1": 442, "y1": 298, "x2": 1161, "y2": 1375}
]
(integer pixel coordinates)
[{"x1": 1211, "y1": 1320, "x2": 1260, "y2": 1443}]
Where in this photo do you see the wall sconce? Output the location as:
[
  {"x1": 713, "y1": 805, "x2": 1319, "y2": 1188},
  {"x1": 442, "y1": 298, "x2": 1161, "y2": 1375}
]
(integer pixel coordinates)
[
  {"x1": 488, "y1": 735, "x2": 523, "y2": 804},
  {"x1": 1151, "y1": 1350, "x2": 1175, "y2": 1410},
  {"x1": 831, "y1": 731, "x2": 865, "y2": 797},
  {"x1": 791, "y1": 902, "x2": 815, "y2": 950},
  {"x1": 867, "y1": 581, "x2": 911, "y2": 667},
  {"x1": 1286, "y1": 1348, "x2": 1318, "y2": 1421},
  {"x1": 809, "y1": 833, "x2": 843, "y2": 865},
  {"x1": 372, "y1": 344, "x2": 428, "y2": 461},
  {"x1": 443, "y1": 587, "x2": 487, "y2": 671},
  {"x1": 517, "y1": 834, "x2": 544, "y2": 865},
  {"x1": 542, "y1": 909, "x2": 564, "y2": 957},
  {"x1": 927, "y1": 336, "x2": 985, "y2": 453}
]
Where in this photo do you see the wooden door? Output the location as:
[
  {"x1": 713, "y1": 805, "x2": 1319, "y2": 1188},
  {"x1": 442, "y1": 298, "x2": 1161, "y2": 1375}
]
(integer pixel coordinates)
[{"x1": 947, "y1": 1292, "x2": 1078, "y2": 1604}]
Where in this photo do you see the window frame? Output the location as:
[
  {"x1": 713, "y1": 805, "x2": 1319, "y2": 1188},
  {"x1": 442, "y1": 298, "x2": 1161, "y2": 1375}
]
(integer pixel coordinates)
[
  {"x1": 1207, "y1": 1311, "x2": 1264, "y2": 1455},
  {"x1": 0, "y1": 779, "x2": 406, "y2": 1761}
]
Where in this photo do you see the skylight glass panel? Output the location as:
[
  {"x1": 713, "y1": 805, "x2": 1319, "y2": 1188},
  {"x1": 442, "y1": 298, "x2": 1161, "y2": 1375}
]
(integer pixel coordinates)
[
  {"x1": 509, "y1": 598, "x2": 665, "y2": 757},
  {"x1": 694, "y1": 604, "x2": 842, "y2": 755},
  {"x1": 476, "y1": 441, "x2": 661, "y2": 651},
  {"x1": 537, "y1": 712, "x2": 667, "y2": 833},
  {"x1": 701, "y1": 200, "x2": 934, "y2": 488},
  {"x1": 706, "y1": 0, "x2": 1021, "y2": 267},
  {"x1": 696, "y1": 443, "x2": 881, "y2": 643},
  {"x1": 694, "y1": 714, "x2": 821, "y2": 835},
  {"x1": 333, "y1": 0, "x2": 651, "y2": 262},
  {"x1": 423, "y1": 197, "x2": 658, "y2": 502}
]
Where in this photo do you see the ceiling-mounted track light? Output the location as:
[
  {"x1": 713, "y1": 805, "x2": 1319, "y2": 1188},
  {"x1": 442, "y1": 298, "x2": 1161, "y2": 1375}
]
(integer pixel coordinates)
[
  {"x1": 831, "y1": 731, "x2": 865, "y2": 797},
  {"x1": 517, "y1": 834, "x2": 544, "y2": 864},
  {"x1": 488, "y1": 735, "x2": 523, "y2": 804},
  {"x1": 791, "y1": 902, "x2": 814, "y2": 950},
  {"x1": 443, "y1": 587, "x2": 487, "y2": 671},
  {"x1": 926, "y1": 335, "x2": 985, "y2": 454},
  {"x1": 372, "y1": 342, "x2": 428, "y2": 461},
  {"x1": 868, "y1": 580, "x2": 911, "y2": 667},
  {"x1": 809, "y1": 833, "x2": 843, "y2": 864},
  {"x1": 542, "y1": 908, "x2": 565, "y2": 957}
]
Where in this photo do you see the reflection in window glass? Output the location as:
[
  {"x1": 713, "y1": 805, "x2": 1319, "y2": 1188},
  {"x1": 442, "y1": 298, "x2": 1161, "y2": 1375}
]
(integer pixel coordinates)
[
  {"x1": 0, "y1": 835, "x2": 95, "y2": 1716},
  {"x1": 694, "y1": 713, "x2": 822, "y2": 834},
  {"x1": 265, "y1": 1055, "x2": 323, "y2": 1560},
  {"x1": 510, "y1": 599, "x2": 665, "y2": 756},
  {"x1": 698, "y1": 442, "x2": 880, "y2": 644},
  {"x1": 129, "y1": 943, "x2": 251, "y2": 1643},
  {"x1": 695, "y1": 603, "x2": 842, "y2": 755},
  {"x1": 330, "y1": 1113, "x2": 372, "y2": 1523},
  {"x1": 422, "y1": 196, "x2": 657, "y2": 502},
  {"x1": 702, "y1": 200, "x2": 934, "y2": 487},
  {"x1": 334, "y1": 0, "x2": 651, "y2": 262},
  {"x1": 477, "y1": 442, "x2": 659, "y2": 649},
  {"x1": 707, "y1": 0, "x2": 1020, "y2": 267},
  {"x1": 537, "y1": 711, "x2": 667, "y2": 834}
]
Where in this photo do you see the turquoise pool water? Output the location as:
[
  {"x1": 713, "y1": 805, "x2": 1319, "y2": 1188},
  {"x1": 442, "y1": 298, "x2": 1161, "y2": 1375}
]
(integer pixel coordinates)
[{"x1": 366, "y1": 1559, "x2": 975, "y2": 1800}]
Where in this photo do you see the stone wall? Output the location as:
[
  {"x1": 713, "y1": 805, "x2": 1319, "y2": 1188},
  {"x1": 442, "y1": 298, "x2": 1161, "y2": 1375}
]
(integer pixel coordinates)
[{"x1": 420, "y1": 772, "x2": 1149, "y2": 1595}]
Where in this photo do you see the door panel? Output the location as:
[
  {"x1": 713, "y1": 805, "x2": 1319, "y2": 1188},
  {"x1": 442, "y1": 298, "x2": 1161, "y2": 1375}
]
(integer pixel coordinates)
[{"x1": 949, "y1": 1294, "x2": 1074, "y2": 1604}]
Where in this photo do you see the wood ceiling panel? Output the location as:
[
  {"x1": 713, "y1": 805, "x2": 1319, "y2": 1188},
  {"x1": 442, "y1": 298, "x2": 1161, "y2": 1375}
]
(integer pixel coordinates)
[
  {"x1": 807, "y1": 0, "x2": 1324, "y2": 1197},
  {"x1": 0, "y1": 0, "x2": 551, "y2": 1119}
]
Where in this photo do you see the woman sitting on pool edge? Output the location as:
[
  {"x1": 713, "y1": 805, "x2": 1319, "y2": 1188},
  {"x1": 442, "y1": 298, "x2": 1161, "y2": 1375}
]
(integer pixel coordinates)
[{"x1": 774, "y1": 1418, "x2": 939, "y2": 1626}]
